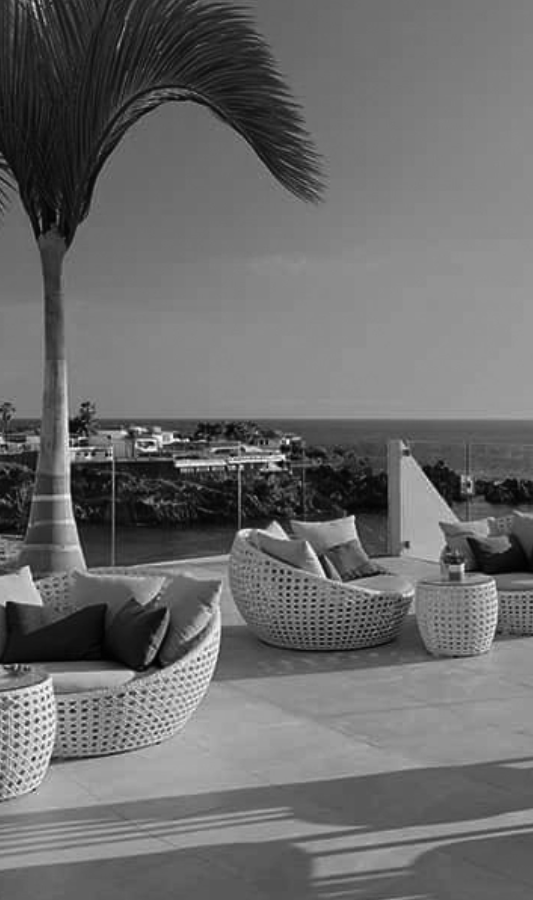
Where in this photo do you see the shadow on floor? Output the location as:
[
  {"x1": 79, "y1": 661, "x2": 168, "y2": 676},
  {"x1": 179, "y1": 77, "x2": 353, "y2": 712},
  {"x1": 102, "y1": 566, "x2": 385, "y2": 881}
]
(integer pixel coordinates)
[
  {"x1": 215, "y1": 616, "x2": 462, "y2": 681},
  {"x1": 2, "y1": 757, "x2": 533, "y2": 898}
]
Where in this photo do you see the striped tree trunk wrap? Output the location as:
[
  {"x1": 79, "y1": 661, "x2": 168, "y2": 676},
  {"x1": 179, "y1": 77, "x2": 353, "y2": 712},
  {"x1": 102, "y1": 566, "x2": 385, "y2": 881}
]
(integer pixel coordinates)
[{"x1": 18, "y1": 229, "x2": 86, "y2": 577}]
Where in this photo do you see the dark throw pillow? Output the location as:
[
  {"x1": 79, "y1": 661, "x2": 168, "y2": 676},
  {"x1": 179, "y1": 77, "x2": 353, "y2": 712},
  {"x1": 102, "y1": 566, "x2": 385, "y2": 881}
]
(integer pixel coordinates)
[
  {"x1": 105, "y1": 598, "x2": 170, "y2": 671},
  {"x1": 321, "y1": 539, "x2": 387, "y2": 582},
  {"x1": 466, "y1": 534, "x2": 529, "y2": 575},
  {"x1": 3, "y1": 602, "x2": 106, "y2": 663}
]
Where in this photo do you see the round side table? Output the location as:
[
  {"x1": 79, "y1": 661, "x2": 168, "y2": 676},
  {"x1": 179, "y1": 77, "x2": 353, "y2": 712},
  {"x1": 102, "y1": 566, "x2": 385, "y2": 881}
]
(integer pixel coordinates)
[
  {"x1": 415, "y1": 574, "x2": 498, "y2": 657},
  {"x1": 0, "y1": 667, "x2": 57, "y2": 800}
]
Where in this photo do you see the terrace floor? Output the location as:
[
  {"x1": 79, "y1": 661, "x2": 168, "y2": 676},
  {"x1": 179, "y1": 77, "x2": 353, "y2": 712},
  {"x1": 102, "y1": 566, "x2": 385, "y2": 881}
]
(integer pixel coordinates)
[{"x1": 2, "y1": 554, "x2": 533, "y2": 899}]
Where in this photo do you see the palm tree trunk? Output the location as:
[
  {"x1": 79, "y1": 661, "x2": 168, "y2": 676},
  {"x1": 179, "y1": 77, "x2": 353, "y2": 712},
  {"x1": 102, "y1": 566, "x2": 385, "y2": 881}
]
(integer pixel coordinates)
[{"x1": 18, "y1": 229, "x2": 86, "y2": 576}]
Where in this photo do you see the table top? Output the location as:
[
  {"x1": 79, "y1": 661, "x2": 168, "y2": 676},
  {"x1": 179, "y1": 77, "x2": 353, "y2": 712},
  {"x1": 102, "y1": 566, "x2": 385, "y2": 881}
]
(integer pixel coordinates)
[
  {"x1": 417, "y1": 573, "x2": 496, "y2": 589},
  {"x1": 0, "y1": 665, "x2": 49, "y2": 694}
]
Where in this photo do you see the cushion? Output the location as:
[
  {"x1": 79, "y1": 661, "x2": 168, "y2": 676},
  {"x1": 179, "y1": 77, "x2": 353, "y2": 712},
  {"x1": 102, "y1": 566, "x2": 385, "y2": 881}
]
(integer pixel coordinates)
[
  {"x1": 39, "y1": 660, "x2": 137, "y2": 694},
  {"x1": 105, "y1": 598, "x2": 170, "y2": 670},
  {"x1": 466, "y1": 534, "x2": 529, "y2": 575},
  {"x1": 439, "y1": 519, "x2": 493, "y2": 571},
  {"x1": 0, "y1": 566, "x2": 43, "y2": 659},
  {"x1": 248, "y1": 521, "x2": 289, "y2": 548},
  {"x1": 321, "y1": 539, "x2": 388, "y2": 582},
  {"x1": 255, "y1": 532, "x2": 325, "y2": 578},
  {"x1": 290, "y1": 515, "x2": 359, "y2": 553},
  {"x1": 155, "y1": 573, "x2": 222, "y2": 666},
  {"x1": 3, "y1": 603, "x2": 107, "y2": 663},
  {"x1": 511, "y1": 511, "x2": 533, "y2": 560},
  {"x1": 492, "y1": 572, "x2": 533, "y2": 592},
  {"x1": 349, "y1": 573, "x2": 414, "y2": 597},
  {"x1": 319, "y1": 554, "x2": 342, "y2": 581},
  {"x1": 70, "y1": 570, "x2": 166, "y2": 625}
]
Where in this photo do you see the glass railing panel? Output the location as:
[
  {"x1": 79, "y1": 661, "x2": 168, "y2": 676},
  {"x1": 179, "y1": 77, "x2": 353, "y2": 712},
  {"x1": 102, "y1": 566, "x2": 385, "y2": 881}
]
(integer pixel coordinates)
[
  {"x1": 0, "y1": 429, "x2": 391, "y2": 565},
  {"x1": 408, "y1": 438, "x2": 533, "y2": 525}
]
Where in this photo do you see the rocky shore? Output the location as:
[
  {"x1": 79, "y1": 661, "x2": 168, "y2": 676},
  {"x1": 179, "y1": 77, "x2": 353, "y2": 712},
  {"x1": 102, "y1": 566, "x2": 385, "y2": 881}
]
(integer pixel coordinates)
[{"x1": 0, "y1": 451, "x2": 528, "y2": 533}]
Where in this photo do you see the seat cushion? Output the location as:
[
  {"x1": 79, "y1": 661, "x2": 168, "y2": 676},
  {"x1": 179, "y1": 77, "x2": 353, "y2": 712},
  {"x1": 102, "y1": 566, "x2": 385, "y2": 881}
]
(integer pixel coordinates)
[
  {"x1": 348, "y1": 573, "x2": 414, "y2": 597},
  {"x1": 492, "y1": 572, "x2": 533, "y2": 593},
  {"x1": 38, "y1": 660, "x2": 138, "y2": 694}
]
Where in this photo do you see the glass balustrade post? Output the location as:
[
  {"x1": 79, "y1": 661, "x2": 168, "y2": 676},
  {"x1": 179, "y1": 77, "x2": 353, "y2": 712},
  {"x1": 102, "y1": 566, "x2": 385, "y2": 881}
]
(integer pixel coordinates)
[
  {"x1": 110, "y1": 446, "x2": 116, "y2": 566},
  {"x1": 237, "y1": 459, "x2": 242, "y2": 531},
  {"x1": 465, "y1": 441, "x2": 471, "y2": 521},
  {"x1": 301, "y1": 440, "x2": 307, "y2": 519}
]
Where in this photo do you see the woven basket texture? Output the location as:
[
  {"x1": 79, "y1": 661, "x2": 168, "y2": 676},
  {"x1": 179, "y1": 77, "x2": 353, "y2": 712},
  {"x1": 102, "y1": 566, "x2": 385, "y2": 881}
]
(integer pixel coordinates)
[
  {"x1": 415, "y1": 578, "x2": 498, "y2": 657},
  {"x1": 228, "y1": 530, "x2": 413, "y2": 651},
  {"x1": 0, "y1": 675, "x2": 56, "y2": 800},
  {"x1": 34, "y1": 566, "x2": 221, "y2": 758},
  {"x1": 489, "y1": 514, "x2": 533, "y2": 635}
]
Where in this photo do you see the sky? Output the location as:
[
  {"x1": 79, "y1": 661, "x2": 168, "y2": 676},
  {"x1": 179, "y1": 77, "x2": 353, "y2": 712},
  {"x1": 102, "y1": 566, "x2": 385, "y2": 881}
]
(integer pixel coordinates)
[{"x1": 2, "y1": 0, "x2": 533, "y2": 420}]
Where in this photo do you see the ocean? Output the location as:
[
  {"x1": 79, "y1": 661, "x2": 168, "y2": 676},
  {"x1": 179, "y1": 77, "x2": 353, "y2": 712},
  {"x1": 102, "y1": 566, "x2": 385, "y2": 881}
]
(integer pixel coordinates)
[{"x1": 14, "y1": 417, "x2": 533, "y2": 566}]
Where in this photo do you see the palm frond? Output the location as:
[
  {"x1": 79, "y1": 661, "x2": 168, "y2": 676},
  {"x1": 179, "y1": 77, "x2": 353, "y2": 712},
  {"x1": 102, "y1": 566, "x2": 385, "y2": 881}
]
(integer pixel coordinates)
[{"x1": 0, "y1": 0, "x2": 325, "y2": 245}]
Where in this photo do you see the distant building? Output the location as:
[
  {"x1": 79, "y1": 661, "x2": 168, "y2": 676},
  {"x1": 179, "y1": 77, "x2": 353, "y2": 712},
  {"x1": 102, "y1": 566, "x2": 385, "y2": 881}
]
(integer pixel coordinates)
[{"x1": 173, "y1": 446, "x2": 287, "y2": 475}]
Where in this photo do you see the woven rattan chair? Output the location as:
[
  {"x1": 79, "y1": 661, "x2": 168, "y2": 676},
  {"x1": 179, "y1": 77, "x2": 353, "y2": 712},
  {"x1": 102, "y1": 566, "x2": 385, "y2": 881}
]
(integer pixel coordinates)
[
  {"x1": 34, "y1": 566, "x2": 221, "y2": 758},
  {"x1": 487, "y1": 514, "x2": 533, "y2": 635},
  {"x1": 228, "y1": 529, "x2": 414, "y2": 651}
]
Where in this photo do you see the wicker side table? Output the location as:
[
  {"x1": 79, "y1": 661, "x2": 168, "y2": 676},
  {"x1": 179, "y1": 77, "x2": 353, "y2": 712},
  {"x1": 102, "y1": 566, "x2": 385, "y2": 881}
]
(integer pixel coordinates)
[
  {"x1": 415, "y1": 574, "x2": 498, "y2": 657},
  {"x1": 0, "y1": 667, "x2": 57, "y2": 800}
]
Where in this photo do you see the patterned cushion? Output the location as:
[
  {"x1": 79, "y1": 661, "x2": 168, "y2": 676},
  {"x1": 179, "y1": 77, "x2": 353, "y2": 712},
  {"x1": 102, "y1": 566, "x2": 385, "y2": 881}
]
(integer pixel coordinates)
[{"x1": 321, "y1": 539, "x2": 387, "y2": 582}]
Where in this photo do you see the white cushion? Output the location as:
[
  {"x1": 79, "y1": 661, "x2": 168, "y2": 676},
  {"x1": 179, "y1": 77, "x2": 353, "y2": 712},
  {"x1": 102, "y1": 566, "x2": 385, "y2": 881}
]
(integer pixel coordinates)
[
  {"x1": 155, "y1": 573, "x2": 222, "y2": 667},
  {"x1": 290, "y1": 515, "x2": 359, "y2": 553},
  {"x1": 256, "y1": 533, "x2": 325, "y2": 578},
  {"x1": 248, "y1": 520, "x2": 289, "y2": 548},
  {"x1": 349, "y1": 573, "x2": 414, "y2": 597},
  {"x1": 0, "y1": 566, "x2": 43, "y2": 659},
  {"x1": 70, "y1": 570, "x2": 166, "y2": 625},
  {"x1": 39, "y1": 660, "x2": 137, "y2": 694},
  {"x1": 511, "y1": 511, "x2": 533, "y2": 560},
  {"x1": 439, "y1": 519, "x2": 493, "y2": 571},
  {"x1": 492, "y1": 572, "x2": 533, "y2": 593}
]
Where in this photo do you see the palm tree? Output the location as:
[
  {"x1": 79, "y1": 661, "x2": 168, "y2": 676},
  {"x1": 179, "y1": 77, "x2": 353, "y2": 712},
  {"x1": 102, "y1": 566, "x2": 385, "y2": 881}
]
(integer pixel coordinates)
[{"x1": 0, "y1": 0, "x2": 324, "y2": 576}]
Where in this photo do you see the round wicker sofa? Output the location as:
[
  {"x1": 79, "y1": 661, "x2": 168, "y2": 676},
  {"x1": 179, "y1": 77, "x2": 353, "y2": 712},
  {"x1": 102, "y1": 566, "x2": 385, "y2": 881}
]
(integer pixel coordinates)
[
  {"x1": 229, "y1": 529, "x2": 414, "y2": 651},
  {"x1": 484, "y1": 514, "x2": 533, "y2": 635},
  {"x1": 32, "y1": 566, "x2": 221, "y2": 759}
]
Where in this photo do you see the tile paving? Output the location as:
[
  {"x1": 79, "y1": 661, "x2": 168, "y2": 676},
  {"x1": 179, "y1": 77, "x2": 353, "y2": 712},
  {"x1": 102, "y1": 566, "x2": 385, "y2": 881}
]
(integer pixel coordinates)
[{"x1": 2, "y1": 554, "x2": 533, "y2": 899}]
